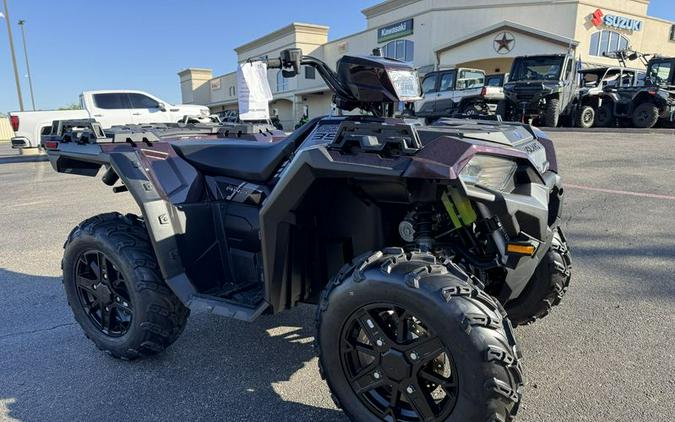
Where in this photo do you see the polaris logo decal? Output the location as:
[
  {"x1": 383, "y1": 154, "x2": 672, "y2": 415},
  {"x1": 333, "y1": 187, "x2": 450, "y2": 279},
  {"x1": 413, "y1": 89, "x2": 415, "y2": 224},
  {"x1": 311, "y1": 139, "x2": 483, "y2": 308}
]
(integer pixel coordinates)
[
  {"x1": 591, "y1": 9, "x2": 642, "y2": 32},
  {"x1": 519, "y1": 141, "x2": 543, "y2": 154}
]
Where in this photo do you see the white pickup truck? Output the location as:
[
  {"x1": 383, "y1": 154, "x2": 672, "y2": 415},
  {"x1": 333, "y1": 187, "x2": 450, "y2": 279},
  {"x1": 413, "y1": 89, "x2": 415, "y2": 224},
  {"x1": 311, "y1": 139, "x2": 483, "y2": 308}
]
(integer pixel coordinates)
[{"x1": 8, "y1": 90, "x2": 210, "y2": 148}]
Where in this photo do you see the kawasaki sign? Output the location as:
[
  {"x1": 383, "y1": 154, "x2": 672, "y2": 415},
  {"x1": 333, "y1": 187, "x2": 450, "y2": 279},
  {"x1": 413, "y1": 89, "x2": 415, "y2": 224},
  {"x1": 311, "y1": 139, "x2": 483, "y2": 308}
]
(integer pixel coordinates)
[
  {"x1": 591, "y1": 9, "x2": 643, "y2": 32},
  {"x1": 378, "y1": 19, "x2": 414, "y2": 43}
]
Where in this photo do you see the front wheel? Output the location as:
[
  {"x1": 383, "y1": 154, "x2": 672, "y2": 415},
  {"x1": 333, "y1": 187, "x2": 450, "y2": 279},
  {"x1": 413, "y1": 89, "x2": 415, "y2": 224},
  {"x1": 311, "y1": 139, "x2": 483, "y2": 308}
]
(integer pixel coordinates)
[
  {"x1": 496, "y1": 100, "x2": 510, "y2": 121},
  {"x1": 63, "y1": 213, "x2": 189, "y2": 359},
  {"x1": 595, "y1": 103, "x2": 615, "y2": 127},
  {"x1": 543, "y1": 98, "x2": 560, "y2": 127},
  {"x1": 504, "y1": 228, "x2": 571, "y2": 326},
  {"x1": 461, "y1": 102, "x2": 486, "y2": 117},
  {"x1": 576, "y1": 105, "x2": 595, "y2": 128},
  {"x1": 317, "y1": 249, "x2": 523, "y2": 422}
]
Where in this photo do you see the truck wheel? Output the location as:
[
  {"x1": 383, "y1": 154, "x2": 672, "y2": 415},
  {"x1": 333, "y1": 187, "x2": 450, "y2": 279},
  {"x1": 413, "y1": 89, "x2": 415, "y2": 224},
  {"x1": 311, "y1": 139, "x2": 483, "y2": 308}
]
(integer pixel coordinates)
[
  {"x1": 62, "y1": 212, "x2": 189, "y2": 359},
  {"x1": 317, "y1": 249, "x2": 523, "y2": 422},
  {"x1": 504, "y1": 228, "x2": 571, "y2": 326},
  {"x1": 543, "y1": 99, "x2": 560, "y2": 127},
  {"x1": 595, "y1": 103, "x2": 615, "y2": 127},
  {"x1": 576, "y1": 105, "x2": 595, "y2": 129},
  {"x1": 632, "y1": 103, "x2": 660, "y2": 128}
]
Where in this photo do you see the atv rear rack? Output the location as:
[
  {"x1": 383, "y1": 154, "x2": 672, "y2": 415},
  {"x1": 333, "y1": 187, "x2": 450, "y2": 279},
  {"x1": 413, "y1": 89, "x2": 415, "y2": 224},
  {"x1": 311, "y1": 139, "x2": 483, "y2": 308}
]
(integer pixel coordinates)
[{"x1": 44, "y1": 118, "x2": 282, "y2": 146}]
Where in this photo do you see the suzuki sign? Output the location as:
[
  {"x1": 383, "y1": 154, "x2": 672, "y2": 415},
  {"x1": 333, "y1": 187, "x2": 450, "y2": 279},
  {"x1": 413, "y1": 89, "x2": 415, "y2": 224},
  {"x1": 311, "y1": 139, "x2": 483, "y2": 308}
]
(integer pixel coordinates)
[{"x1": 591, "y1": 9, "x2": 642, "y2": 32}]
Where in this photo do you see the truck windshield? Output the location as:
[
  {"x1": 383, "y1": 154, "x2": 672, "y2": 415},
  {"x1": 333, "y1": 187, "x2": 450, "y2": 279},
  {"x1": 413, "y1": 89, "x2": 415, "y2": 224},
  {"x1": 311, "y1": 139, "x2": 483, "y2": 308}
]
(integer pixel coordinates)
[
  {"x1": 510, "y1": 57, "x2": 564, "y2": 82},
  {"x1": 646, "y1": 60, "x2": 673, "y2": 86}
]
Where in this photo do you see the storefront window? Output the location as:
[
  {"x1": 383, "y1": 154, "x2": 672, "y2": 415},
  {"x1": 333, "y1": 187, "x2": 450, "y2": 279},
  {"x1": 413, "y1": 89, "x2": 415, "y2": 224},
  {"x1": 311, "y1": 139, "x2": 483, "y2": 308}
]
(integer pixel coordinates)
[
  {"x1": 589, "y1": 30, "x2": 629, "y2": 57},
  {"x1": 277, "y1": 71, "x2": 288, "y2": 92},
  {"x1": 383, "y1": 39, "x2": 414, "y2": 62}
]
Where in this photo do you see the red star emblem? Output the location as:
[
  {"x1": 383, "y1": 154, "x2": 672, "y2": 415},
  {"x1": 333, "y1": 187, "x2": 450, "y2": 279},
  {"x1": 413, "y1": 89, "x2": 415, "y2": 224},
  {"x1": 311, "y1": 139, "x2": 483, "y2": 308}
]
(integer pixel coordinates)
[{"x1": 494, "y1": 32, "x2": 515, "y2": 54}]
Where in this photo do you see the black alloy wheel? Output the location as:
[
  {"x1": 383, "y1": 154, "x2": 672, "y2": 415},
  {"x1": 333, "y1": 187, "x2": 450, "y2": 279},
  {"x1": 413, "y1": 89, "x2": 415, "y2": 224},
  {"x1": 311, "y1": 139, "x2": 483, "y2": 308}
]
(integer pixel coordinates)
[
  {"x1": 63, "y1": 213, "x2": 189, "y2": 359},
  {"x1": 340, "y1": 303, "x2": 458, "y2": 421},
  {"x1": 74, "y1": 249, "x2": 133, "y2": 337},
  {"x1": 318, "y1": 249, "x2": 523, "y2": 422}
]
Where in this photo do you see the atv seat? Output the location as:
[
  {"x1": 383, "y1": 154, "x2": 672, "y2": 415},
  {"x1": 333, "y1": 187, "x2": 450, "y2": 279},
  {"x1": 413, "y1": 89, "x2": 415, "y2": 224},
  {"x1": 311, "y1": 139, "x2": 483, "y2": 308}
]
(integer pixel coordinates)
[{"x1": 172, "y1": 139, "x2": 294, "y2": 183}]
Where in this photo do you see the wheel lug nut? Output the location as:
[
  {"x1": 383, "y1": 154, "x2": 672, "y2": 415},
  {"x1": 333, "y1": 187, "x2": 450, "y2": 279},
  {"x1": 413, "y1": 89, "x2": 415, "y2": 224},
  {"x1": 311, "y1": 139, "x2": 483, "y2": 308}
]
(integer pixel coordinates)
[
  {"x1": 116, "y1": 297, "x2": 120, "y2": 302},
  {"x1": 410, "y1": 352, "x2": 418, "y2": 361},
  {"x1": 406, "y1": 385, "x2": 415, "y2": 394},
  {"x1": 376, "y1": 339, "x2": 384, "y2": 347},
  {"x1": 373, "y1": 372, "x2": 381, "y2": 379}
]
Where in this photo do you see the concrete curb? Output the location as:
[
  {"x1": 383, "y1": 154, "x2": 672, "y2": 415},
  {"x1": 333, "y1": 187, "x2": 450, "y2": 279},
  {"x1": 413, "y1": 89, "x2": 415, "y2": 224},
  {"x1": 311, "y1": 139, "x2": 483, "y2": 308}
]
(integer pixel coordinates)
[
  {"x1": 0, "y1": 155, "x2": 49, "y2": 164},
  {"x1": 544, "y1": 127, "x2": 675, "y2": 135}
]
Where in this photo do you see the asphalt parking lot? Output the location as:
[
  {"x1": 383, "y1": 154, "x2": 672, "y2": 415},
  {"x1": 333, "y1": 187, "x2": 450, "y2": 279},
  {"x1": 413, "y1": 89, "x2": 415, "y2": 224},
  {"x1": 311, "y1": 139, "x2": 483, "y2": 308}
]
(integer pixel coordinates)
[{"x1": 1, "y1": 131, "x2": 674, "y2": 422}]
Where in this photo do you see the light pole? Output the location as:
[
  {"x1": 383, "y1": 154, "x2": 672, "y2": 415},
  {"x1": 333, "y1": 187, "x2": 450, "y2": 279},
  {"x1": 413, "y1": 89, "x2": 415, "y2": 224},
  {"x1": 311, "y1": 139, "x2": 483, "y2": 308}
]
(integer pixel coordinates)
[
  {"x1": 1, "y1": 0, "x2": 24, "y2": 111},
  {"x1": 17, "y1": 20, "x2": 36, "y2": 110}
]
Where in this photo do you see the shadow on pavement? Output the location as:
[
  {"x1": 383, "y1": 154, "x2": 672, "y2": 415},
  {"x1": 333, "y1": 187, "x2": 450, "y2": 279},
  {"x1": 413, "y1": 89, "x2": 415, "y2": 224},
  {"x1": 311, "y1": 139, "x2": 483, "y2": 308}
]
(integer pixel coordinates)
[{"x1": 0, "y1": 268, "x2": 345, "y2": 421}]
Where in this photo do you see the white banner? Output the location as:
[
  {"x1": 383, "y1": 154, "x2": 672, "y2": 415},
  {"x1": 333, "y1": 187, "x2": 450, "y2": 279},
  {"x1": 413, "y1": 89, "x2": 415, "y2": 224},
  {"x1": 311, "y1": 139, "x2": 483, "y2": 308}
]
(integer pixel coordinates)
[{"x1": 237, "y1": 62, "x2": 273, "y2": 121}]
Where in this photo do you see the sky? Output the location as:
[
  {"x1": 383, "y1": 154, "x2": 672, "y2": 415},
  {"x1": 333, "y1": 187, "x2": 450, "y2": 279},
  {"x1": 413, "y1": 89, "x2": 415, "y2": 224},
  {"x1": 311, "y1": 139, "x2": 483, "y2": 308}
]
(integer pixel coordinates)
[{"x1": 1, "y1": 0, "x2": 674, "y2": 114}]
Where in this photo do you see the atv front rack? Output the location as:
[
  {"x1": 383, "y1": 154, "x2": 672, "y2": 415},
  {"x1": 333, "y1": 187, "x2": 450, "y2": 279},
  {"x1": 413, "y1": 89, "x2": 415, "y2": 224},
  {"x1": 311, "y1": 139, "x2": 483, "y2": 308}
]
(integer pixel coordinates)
[{"x1": 329, "y1": 120, "x2": 423, "y2": 155}]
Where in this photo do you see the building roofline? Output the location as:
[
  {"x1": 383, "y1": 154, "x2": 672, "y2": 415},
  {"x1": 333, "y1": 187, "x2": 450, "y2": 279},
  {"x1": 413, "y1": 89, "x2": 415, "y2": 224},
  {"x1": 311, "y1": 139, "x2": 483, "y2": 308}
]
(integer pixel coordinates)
[
  {"x1": 177, "y1": 68, "x2": 213, "y2": 76},
  {"x1": 434, "y1": 20, "x2": 579, "y2": 54},
  {"x1": 362, "y1": 0, "x2": 422, "y2": 19},
  {"x1": 234, "y1": 22, "x2": 329, "y2": 55}
]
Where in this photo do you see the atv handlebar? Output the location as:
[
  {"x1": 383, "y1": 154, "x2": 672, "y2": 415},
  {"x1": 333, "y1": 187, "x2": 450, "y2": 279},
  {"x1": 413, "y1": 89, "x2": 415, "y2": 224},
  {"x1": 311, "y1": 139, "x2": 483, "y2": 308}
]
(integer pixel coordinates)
[{"x1": 258, "y1": 48, "x2": 359, "y2": 105}]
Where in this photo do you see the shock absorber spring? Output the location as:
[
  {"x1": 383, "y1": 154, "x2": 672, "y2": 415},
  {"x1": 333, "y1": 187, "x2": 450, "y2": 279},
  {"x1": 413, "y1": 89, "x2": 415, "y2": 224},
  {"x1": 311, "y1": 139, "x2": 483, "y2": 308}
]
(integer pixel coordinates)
[{"x1": 413, "y1": 206, "x2": 435, "y2": 251}]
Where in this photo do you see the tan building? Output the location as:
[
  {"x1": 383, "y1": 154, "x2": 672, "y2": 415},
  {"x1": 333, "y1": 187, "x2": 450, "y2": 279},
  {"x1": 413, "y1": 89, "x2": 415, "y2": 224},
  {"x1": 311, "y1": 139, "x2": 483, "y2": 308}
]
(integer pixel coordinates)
[{"x1": 179, "y1": 0, "x2": 675, "y2": 129}]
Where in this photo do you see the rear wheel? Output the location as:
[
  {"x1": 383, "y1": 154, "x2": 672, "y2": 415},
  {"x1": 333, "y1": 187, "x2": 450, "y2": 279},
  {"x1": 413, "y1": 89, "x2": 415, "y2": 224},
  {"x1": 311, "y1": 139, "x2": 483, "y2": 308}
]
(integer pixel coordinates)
[
  {"x1": 576, "y1": 105, "x2": 595, "y2": 129},
  {"x1": 543, "y1": 98, "x2": 560, "y2": 127},
  {"x1": 317, "y1": 249, "x2": 523, "y2": 422},
  {"x1": 63, "y1": 212, "x2": 189, "y2": 359},
  {"x1": 632, "y1": 103, "x2": 660, "y2": 128},
  {"x1": 505, "y1": 228, "x2": 571, "y2": 326}
]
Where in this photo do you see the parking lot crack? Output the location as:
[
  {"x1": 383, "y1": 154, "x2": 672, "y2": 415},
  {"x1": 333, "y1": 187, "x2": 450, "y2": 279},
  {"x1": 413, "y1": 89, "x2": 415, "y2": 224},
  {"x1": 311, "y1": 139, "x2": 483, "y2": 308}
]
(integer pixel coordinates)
[{"x1": 0, "y1": 322, "x2": 77, "y2": 341}]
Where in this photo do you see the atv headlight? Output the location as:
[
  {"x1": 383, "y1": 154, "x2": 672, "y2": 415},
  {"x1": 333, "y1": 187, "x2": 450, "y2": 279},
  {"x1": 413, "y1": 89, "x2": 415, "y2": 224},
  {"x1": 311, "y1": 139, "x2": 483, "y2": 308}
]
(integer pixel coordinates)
[
  {"x1": 387, "y1": 69, "x2": 422, "y2": 101},
  {"x1": 460, "y1": 155, "x2": 518, "y2": 191}
]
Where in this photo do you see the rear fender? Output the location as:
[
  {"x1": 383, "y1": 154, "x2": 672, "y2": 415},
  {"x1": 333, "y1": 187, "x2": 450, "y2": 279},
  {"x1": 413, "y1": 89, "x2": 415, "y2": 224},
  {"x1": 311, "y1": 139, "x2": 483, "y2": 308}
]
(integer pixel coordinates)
[{"x1": 106, "y1": 147, "x2": 202, "y2": 304}]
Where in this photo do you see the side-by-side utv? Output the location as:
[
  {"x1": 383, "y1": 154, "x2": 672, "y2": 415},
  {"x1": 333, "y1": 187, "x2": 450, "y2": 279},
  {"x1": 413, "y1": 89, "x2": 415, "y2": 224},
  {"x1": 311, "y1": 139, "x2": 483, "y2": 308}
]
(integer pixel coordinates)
[
  {"x1": 498, "y1": 54, "x2": 579, "y2": 127},
  {"x1": 44, "y1": 48, "x2": 571, "y2": 421}
]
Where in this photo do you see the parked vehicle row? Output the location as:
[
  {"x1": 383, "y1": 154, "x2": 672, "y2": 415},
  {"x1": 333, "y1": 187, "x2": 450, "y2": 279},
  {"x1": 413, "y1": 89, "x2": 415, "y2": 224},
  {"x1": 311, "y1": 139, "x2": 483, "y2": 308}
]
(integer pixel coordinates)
[
  {"x1": 9, "y1": 90, "x2": 210, "y2": 148},
  {"x1": 409, "y1": 51, "x2": 674, "y2": 129}
]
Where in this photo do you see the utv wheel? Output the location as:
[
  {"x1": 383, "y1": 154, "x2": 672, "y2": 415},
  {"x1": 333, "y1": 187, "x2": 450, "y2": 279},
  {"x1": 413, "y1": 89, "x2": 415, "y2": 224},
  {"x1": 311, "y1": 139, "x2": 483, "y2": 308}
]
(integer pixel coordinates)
[
  {"x1": 461, "y1": 103, "x2": 485, "y2": 117},
  {"x1": 505, "y1": 228, "x2": 571, "y2": 326},
  {"x1": 576, "y1": 106, "x2": 595, "y2": 129},
  {"x1": 632, "y1": 103, "x2": 660, "y2": 128},
  {"x1": 595, "y1": 103, "x2": 615, "y2": 127},
  {"x1": 496, "y1": 100, "x2": 509, "y2": 121},
  {"x1": 543, "y1": 99, "x2": 560, "y2": 127},
  {"x1": 63, "y1": 212, "x2": 189, "y2": 359},
  {"x1": 316, "y1": 249, "x2": 523, "y2": 422}
]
